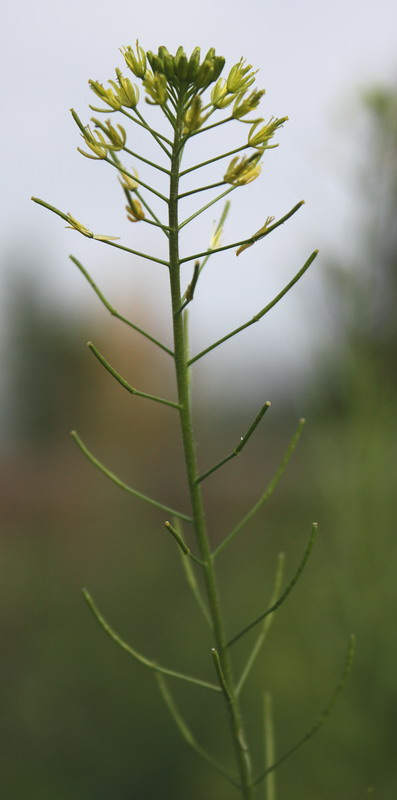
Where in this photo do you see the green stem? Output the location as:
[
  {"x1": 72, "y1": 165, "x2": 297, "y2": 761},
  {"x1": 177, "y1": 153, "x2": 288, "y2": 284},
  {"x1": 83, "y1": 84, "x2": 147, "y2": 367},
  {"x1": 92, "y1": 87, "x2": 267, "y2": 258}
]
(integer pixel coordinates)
[
  {"x1": 168, "y1": 98, "x2": 254, "y2": 800},
  {"x1": 189, "y1": 251, "x2": 318, "y2": 365},
  {"x1": 87, "y1": 341, "x2": 181, "y2": 409},
  {"x1": 69, "y1": 256, "x2": 174, "y2": 356},
  {"x1": 180, "y1": 142, "x2": 249, "y2": 176},
  {"x1": 178, "y1": 186, "x2": 235, "y2": 230}
]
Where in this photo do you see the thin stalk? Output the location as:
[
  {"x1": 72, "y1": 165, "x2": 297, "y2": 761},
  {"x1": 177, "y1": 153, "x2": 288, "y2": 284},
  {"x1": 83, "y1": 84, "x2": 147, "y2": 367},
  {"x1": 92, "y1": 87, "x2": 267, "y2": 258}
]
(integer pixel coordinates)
[
  {"x1": 125, "y1": 107, "x2": 173, "y2": 155},
  {"x1": 178, "y1": 186, "x2": 235, "y2": 230},
  {"x1": 180, "y1": 142, "x2": 249, "y2": 176},
  {"x1": 104, "y1": 157, "x2": 168, "y2": 202},
  {"x1": 188, "y1": 114, "x2": 234, "y2": 138},
  {"x1": 87, "y1": 341, "x2": 181, "y2": 409},
  {"x1": 189, "y1": 251, "x2": 318, "y2": 365},
  {"x1": 69, "y1": 256, "x2": 174, "y2": 356},
  {"x1": 31, "y1": 196, "x2": 169, "y2": 266},
  {"x1": 168, "y1": 98, "x2": 254, "y2": 800},
  {"x1": 180, "y1": 201, "x2": 306, "y2": 264},
  {"x1": 178, "y1": 180, "x2": 226, "y2": 199},
  {"x1": 71, "y1": 431, "x2": 192, "y2": 522}
]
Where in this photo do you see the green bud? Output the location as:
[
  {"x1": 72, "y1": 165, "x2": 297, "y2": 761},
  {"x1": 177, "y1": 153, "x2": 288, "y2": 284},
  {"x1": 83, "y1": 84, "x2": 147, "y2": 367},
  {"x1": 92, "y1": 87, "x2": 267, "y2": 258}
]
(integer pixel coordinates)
[
  {"x1": 158, "y1": 45, "x2": 171, "y2": 62},
  {"x1": 146, "y1": 51, "x2": 164, "y2": 75},
  {"x1": 163, "y1": 54, "x2": 175, "y2": 81},
  {"x1": 176, "y1": 52, "x2": 188, "y2": 81},
  {"x1": 211, "y1": 56, "x2": 225, "y2": 83},
  {"x1": 195, "y1": 59, "x2": 214, "y2": 90},
  {"x1": 187, "y1": 47, "x2": 201, "y2": 81}
]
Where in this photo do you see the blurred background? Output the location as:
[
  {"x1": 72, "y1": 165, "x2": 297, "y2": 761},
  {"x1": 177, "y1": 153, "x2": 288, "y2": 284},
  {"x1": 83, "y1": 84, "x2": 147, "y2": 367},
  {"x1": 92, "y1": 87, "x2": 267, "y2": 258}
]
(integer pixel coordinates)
[{"x1": 1, "y1": 1, "x2": 397, "y2": 798}]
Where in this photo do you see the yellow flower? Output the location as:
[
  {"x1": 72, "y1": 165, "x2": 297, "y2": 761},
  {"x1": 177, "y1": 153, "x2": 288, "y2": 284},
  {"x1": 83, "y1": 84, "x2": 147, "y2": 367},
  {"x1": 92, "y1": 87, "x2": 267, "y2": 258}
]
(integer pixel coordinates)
[
  {"x1": 211, "y1": 79, "x2": 234, "y2": 109},
  {"x1": 143, "y1": 71, "x2": 168, "y2": 106},
  {"x1": 236, "y1": 216, "x2": 275, "y2": 255},
  {"x1": 77, "y1": 126, "x2": 109, "y2": 160},
  {"x1": 113, "y1": 70, "x2": 140, "y2": 108},
  {"x1": 65, "y1": 213, "x2": 119, "y2": 241},
  {"x1": 98, "y1": 119, "x2": 127, "y2": 149},
  {"x1": 125, "y1": 199, "x2": 145, "y2": 222},
  {"x1": 248, "y1": 116, "x2": 288, "y2": 149},
  {"x1": 121, "y1": 40, "x2": 147, "y2": 78},
  {"x1": 183, "y1": 96, "x2": 205, "y2": 134},
  {"x1": 224, "y1": 153, "x2": 262, "y2": 186},
  {"x1": 89, "y1": 80, "x2": 122, "y2": 111},
  {"x1": 232, "y1": 90, "x2": 265, "y2": 119},
  {"x1": 227, "y1": 58, "x2": 256, "y2": 94},
  {"x1": 118, "y1": 167, "x2": 139, "y2": 191}
]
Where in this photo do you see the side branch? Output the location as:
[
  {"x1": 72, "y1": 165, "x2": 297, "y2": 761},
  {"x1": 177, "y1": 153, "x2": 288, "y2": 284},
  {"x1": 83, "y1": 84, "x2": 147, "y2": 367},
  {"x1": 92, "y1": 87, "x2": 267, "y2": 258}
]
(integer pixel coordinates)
[
  {"x1": 227, "y1": 523, "x2": 319, "y2": 647},
  {"x1": 178, "y1": 186, "x2": 235, "y2": 230},
  {"x1": 69, "y1": 256, "x2": 174, "y2": 356},
  {"x1": 180, "y1": 201, "x2": 305, "y2": 264},
  {"x1": 213, "y1": 419, "x2": 306, "y2": 557},
  {"x1": 104, "y1": 157, "x2": 168, "y2": 202},
  {"x1": 83, "y1": 590, "x2": 220, "y2": 692},
  {"x1": 71, "y1": 431, "x2": 193, "y2": 522},
  {"x1": 88, "y1": 341, "x2": 181, "y2": 409},
  {"x1": 31, "y1": 197, "x2": 169, "y2": 267},
  {"x1": 197, "y1": 401, "x2": 271, "y2": 483},
  {"x1": 156, "y1": 674, "x2": 240, "y2": 787},
  {"x1": 189, "y1": 251, "x2": 318, "y2": 365},
  {"x1": 253, "y1": 635, "x2": 356, "y2": 786},
  {"x1": 236, "y1": 554, "x2": 285, "y2": 696}
]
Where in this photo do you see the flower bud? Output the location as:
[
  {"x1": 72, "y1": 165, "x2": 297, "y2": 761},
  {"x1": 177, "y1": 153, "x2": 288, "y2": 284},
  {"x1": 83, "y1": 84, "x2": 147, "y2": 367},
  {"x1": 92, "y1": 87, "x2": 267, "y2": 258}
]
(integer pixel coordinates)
[
  {"x1": 146, "y1": 50, "x2": 164, "y2": 75},
  {"x1": 195, "y1": 59, "x2": 214, "y2": 90},
  {"x1": 187, "y1": 47, "x2": 201, "y2": 81},
  {"x1": 162, "y1": 54, "x2": 175, "y2": 81}
]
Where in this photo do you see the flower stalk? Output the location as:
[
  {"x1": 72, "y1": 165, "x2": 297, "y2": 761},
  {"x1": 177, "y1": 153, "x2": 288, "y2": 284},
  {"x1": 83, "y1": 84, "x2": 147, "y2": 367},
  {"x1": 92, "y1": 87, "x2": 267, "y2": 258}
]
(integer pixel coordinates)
[{"x1": 33, "y1": 42, "x2": 354, "y2": 799}]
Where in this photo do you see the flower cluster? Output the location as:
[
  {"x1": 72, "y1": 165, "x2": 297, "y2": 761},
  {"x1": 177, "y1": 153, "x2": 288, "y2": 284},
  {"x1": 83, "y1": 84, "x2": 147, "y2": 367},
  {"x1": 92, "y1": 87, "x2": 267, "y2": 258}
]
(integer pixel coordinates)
[{"x1": 69, "y1": 42, "x2": 288, "y2": 201}]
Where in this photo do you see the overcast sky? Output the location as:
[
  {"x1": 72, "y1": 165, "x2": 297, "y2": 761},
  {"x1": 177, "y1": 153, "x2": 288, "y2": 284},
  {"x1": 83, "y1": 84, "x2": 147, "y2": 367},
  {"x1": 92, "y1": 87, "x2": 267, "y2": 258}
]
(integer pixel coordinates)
[{"x1": 1, "y1": 0, "x2": 397, "y2": 399}]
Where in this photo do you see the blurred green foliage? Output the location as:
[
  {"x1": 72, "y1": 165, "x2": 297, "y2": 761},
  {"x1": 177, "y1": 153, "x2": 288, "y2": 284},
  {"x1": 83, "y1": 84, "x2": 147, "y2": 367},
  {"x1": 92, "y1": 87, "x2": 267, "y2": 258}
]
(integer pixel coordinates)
[{"x1": 1, "y1": 88, "x2": 396, "y2": 798}]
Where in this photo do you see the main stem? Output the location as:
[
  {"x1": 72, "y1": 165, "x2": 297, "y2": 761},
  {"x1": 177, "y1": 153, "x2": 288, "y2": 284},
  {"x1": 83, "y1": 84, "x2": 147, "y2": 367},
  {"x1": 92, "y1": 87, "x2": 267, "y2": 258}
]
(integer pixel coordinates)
[{"x1": 168, "y1": 102, "x2": 254, "y2": 799}]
